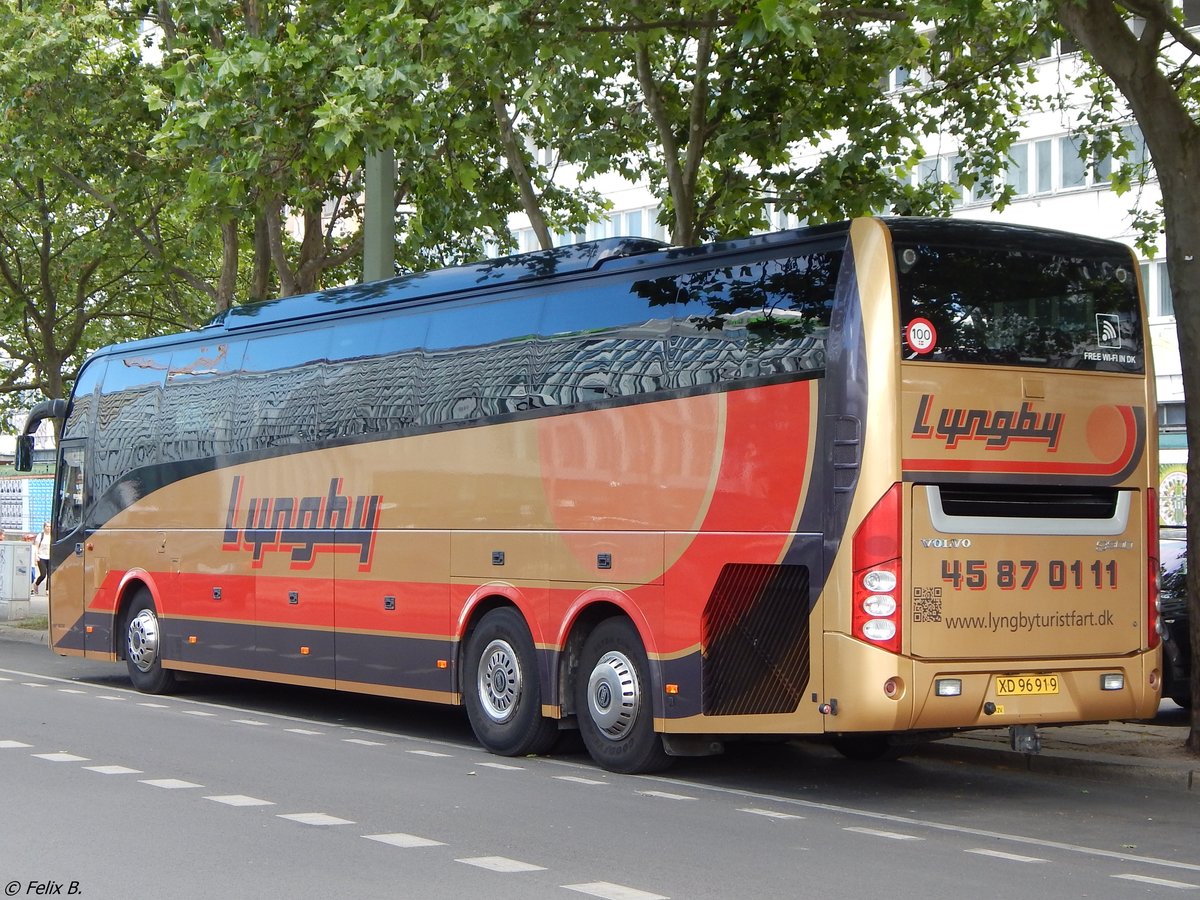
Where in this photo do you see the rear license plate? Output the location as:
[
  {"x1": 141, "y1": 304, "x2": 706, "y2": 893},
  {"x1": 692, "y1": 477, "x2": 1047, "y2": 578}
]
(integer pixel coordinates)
[{"x1": 995, "y1": 674, "x2": 1060, "y2": 696}]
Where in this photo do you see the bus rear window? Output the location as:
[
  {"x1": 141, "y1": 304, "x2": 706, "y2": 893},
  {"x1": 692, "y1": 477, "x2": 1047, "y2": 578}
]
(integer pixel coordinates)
[{"x1": 896, "y1": 241, "x2": 1144, "y2": 372}]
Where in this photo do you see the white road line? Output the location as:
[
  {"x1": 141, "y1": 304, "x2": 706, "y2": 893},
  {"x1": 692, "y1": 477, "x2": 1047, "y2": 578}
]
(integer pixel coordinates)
[
  {"x1": 0, "y1": 676, "x2": 11, "y2": 681},
  {"x1": 479, "y1": 762, "x2": 524, "y2": 771},
  {"x1": 140, "y1": 778, "x2": 203, "y2": 789},
  {"x1": 32, "y1": 753, "x2": 89, "y2": 763},
  {"x1": 21, "y1": 682, "x2": 47, "y2": 688},
  {"x1": 739, "y1": 808, "x2": 804, "y2": 820},
  {"x1": 641, "y1": 772, "x2": 1200, "y2": 875},
  {"x1": 96, "y1": 695, "x2": 126, "y2": 701},
  {"x1": 966, "y1": 848, "x2": 1047, "y2": 864},
  {"x1": 1113, "y1": 874, "x2": 1200, "y2": 890},
  {"x1": 0, "y1": 740, "x2": 32, "y2": 749},
  {"x1": 456, "y1": 857, "x2": 546, "y2": 873},
  {"x1": 277, "y1": 813, "x2": 355, "y2": 826},
  {"x1": 564, "y1": 883, "x2": 668, "y2": 900},
  {"x1": 286, "y1": 728, "x2": 324, "y2": 735},
  {"x1": 138, "y1": 703, "x2": 169, "y2": 708},
  {"x1": 233, "y1": 719, "x2": 267, "y2": 726},
  {"x1": 363, "y1": 833, "x2": 446, "y2": 848},
  {"x1": 180, "y1": 710, "x2": 216, "y2": 717},
  {"x1": 845, "y1": 826, "x2": 923, "y2": 841},
  {"x1": 407, "y1": 749, "x2": 452, "y2": 758},
  {"x1": 637, "y1": 790, "x2": 696, "y2": 801},
  {"x1": 343, "y1": 738, "x2": 385, "y2": 746},
  {"x1": 206, "y1": 795, "x2": 275, "y2": 807},
  {"x1": 58, "y1": 689, "x2": 87, "y2": 694},
  {"x1": 555, "y1": 775, "x2": 607, "y2": 786},
  {"x1": 84, "y1": 765, "x2": 143, "y2": 775}
]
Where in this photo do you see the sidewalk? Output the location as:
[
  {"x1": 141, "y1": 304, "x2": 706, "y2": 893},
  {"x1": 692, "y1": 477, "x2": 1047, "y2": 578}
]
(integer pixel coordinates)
[{"x1": 0, "y1": 596, "x2": 1195, "y2": 786}]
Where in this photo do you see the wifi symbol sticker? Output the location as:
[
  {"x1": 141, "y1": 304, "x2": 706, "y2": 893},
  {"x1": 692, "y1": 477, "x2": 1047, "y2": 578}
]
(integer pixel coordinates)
[{"x1": 1096, "y1": 313, "x2": 1122, "y2": 348}]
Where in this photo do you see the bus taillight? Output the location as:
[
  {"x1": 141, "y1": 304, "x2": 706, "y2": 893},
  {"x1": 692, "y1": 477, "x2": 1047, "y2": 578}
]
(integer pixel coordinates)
[
  {"x1": 852, "y1": 483, "x2": 903, "y2": 654},
  {"x1": 1147, "y1": 488, "x2": 1160, "y2": 650}
]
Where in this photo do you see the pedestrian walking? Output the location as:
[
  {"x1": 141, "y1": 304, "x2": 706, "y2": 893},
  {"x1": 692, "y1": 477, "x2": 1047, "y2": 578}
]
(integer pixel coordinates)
[{"x1": 33, "y1": 522, "x2": 50, "y2": 593}]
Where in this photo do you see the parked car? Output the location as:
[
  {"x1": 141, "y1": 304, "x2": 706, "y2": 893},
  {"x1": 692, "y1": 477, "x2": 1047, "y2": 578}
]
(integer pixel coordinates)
[{"x1": 1159, "y1": 528, "x2": 1192, "y2": 708}]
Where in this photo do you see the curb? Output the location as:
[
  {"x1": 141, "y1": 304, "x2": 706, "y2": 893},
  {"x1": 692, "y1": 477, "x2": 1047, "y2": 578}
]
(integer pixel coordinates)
[
  {"x1": 915, "y1": 734, "x2": 1200, "y2": 790},
  {"x1": 0, "y1": 623, "x2": 48, "y2": 646}
]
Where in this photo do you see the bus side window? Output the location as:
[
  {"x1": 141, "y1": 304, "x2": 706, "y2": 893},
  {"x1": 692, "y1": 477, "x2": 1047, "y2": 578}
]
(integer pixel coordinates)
[
  {"x1": 94, "y1": 350, "x2": 170, "y2": 498},
  {"x1": 422, "y1": 297, "x2": 540, "y2": 425},
  {"x1": 56, "y1": 446, "x2": 85, "y2": 535},
  {"x1": 237, "y1": 329, "x2": 331, "y2": 451}
]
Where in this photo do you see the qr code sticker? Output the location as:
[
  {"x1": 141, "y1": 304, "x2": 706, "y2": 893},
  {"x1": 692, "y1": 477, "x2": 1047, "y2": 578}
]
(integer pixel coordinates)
[{"x1": 913, "y1": 586, "x2": 943, "y2": 623}]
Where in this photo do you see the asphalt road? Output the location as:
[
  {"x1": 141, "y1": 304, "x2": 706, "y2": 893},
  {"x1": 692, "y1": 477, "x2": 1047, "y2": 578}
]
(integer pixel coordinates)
[{"x1": 1, "y1": 640, "x2": 1197, "y2": 900}]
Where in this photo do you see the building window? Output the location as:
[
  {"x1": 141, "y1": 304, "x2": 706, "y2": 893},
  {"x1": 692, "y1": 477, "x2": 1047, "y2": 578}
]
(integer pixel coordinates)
[
  {"x1": 1183, "y1": 0, "x2": 1200, "y2": 28},
  {"x1": 1060, "y1": 136, "x2": 1088, "y2": 188},
  {"x1": 1141, "y1": 259, "x2": 1174, "y2": 319},
  {"x1": 1035, "y1": 140, "x2": 1053, "y2": 193},
  {"x1": 1005, "y1": 144, "x2": 1029, "y2": 196},
  {"x1": 1159, "y1": 401, "x2": 1185, "y2": 431}
]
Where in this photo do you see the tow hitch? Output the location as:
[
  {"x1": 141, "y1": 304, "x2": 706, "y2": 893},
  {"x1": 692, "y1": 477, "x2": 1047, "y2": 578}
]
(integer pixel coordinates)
[{"x1": 1009, "y1": 724, "x2": 1041, "y2": 754}]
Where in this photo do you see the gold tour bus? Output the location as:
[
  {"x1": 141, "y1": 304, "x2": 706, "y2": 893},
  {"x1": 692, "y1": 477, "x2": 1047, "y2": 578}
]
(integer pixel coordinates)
[{"x1": 17, "y1": 217, "x2": 1161, "y2": 773}]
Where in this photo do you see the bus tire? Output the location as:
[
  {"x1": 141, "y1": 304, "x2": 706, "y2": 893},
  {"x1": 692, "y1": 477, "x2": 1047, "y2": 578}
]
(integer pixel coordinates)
[
  {"x1": 463, "y1": 607, "x2": 558, "y2": 757},
  {"x1": 575, "y1": 617, "x2": 672, "y2": 774},
  {"x1": 123, "y1": 591, "x2": 176, "y2": 695}
]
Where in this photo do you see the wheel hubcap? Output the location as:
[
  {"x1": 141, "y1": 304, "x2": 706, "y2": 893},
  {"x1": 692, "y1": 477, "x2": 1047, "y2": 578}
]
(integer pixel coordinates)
[
  {"x1": 478, "y1": 639, "x2": 522, "y2": 723},
  {"x1": 127, "y1": 608, "x2": 160, "y2": 673},
  {"x1": 587, "y1": 651, "x2": 639, "y2": 740}
]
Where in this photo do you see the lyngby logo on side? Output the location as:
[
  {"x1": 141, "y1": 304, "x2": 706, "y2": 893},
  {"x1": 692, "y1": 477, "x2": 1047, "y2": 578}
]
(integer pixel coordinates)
[{"x1": 921, "y1": 537, "x2": 972, "y2": 549}]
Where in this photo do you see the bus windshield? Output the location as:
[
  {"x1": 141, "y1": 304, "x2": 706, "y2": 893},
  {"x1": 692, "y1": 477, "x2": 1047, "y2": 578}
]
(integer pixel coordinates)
[{"x1": 896, "y1": 239, "x2": 1144, "y2": 373}]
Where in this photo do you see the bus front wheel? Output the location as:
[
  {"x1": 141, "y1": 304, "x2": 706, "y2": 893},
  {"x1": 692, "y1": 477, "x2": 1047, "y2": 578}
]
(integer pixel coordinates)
[
  {"x1": 463, "y1": 608, "x2": 558, "y2": 757},
  {"x1": 575, "y1": 618, "x2": 672, "y2": 774},
  {"x1": 123, "y1": 591, "x2": 176, "y2": 695}
]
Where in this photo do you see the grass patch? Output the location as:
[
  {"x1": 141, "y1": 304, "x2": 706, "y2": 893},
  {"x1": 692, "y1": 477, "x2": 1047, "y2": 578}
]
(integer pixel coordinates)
[{"x1": 14, "y1": 615, "x2": 47, "y2": 630}]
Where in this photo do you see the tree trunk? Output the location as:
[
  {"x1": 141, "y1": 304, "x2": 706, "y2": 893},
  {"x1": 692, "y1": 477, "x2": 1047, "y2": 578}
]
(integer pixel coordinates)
[
  {"x1": 1055, "y1": 0, "x2": 1200, "y2": 753},
  {"x1": 491, "y1": 91, "x2": 554, "y2": 250}
]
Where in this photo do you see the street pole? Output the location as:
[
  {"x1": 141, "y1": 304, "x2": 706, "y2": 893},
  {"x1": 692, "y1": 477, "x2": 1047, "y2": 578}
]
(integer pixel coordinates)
[{"x1": 363, "y1": 148, "x2": 396, "y2": 283}]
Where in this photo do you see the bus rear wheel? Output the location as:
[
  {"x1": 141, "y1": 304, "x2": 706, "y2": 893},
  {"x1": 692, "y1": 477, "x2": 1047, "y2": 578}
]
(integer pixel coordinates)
[
  {"x1": 575, "y1": 618, "x2": 672, "y2": 774},
  {"x1": 463, "y1": 608, "x2": 558, "y2": 757},
  {"x1": 123, "y1": 591, "x2": 176, "y2": 695}
]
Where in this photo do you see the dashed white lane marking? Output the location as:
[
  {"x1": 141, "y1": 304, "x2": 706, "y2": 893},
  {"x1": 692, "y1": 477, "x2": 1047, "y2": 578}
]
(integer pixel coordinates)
[
  {"x1": 140, "y1": 778, "x2": 203, "y2": 789},
  {"x1": 286, "y1": 728, "x2": 323, "y2": 735},
  {"x1": 407, "y1": 749, "x2": 452, "y2": 758},
  {"x1": 456, "y1": 856, "x2": 546, "y2": 873},
  {"x1": 343, "y1": 738, "x2": 385, "y2": 746},
  {"x1": 233, "y1": 719, "x2": 267, "y2": 726},
  {"x1": 845, "y1": 826, "x2": 923, "y2": 841},
  {"x1": 207, "y1": 795, "x2": 275, "y2": 807},
  {"x1": 637, "y1": 790, "x2": 696, "y2": 801},
  {"x1": 364, "y1": 833, "x2": 446, "y2": 848},
  {"x1": 555, "y1": 775, "x2": 607, "y2": 786},
  {"x1": 33, "y1": 753, "x2": 89, "y2": 762},
  {"x1": 564, "y1": 883, "x2": 668, "y2": 900},
  {"x1": 21, "y1": 682, "x2": 47, "y2": 688},
  {"x1": 277, "y1": 812, "x2": 354, "y2": 826},
  {"x1": 0, "y1": 740, "x2": 32, "y2": 749},
  {"x1": 739, "y1": 808, "x2": 804, "y2": 820},
  {"x1": 1113, "y1": 874, "x2": 1200, "y2": 890},
  {"x1": 58, "y1": 689, "x2": 87, "y2": 694},
  {"x1": 479, "y1": 762, "x2": 524, "y2": 771},
  {"x1": 180, "y1": 710, "x2": 216, "y2": 717},
  {"x1": 966, "y1": 848, "x2": 1047, "y2": 864},
  {"x1": 138, "y1": 703, "x2": 169, "y2": 708},
  {"x1": 84, "y1": 765, "x2": 143, "y2": 775},
  {"x1": 96, "y1": 695, "x2": 126, "y2": 701},
  {"x1": 0, "y1": 676, "x2": 11, "y2": 681}
]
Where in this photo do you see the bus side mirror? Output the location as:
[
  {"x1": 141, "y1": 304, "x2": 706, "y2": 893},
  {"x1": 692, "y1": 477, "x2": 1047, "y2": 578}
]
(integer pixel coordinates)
[{"x1": 13, "y1": 435, "x2": 32, "y2": 472}]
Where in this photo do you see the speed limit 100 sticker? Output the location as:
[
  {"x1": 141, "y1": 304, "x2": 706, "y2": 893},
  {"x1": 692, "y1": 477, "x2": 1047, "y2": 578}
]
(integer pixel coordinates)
[{"x1": 906, "y1": 318, "x2": 937, "y2": 354}]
